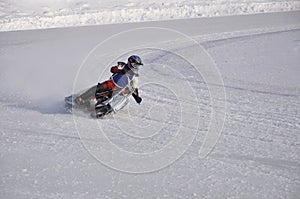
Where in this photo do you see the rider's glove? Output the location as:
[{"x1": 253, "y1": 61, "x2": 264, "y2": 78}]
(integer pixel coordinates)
[
  {"x1": 117, "y1": 62, "x2": 126, "y2": 67},
  {"x1": 132, "y1": 93, "x2": 142, "y2": 104}
]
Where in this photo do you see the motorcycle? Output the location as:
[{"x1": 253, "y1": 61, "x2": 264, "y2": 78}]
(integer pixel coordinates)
[{"x1": 65, "y1": 80, "x2": 135, "y2": 118}]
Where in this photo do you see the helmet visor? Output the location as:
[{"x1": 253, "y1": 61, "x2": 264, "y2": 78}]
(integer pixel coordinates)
[{"x1": 131, "y1": 62, "x2": 141, "y2": 69}]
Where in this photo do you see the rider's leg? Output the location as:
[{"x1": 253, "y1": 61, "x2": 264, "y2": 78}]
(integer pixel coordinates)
[
  {"x1": 95, "y1": 80, "x2": 118, "y2": 97},
  {"x1": 95, "y1": 80, "x2": 119, "y2": 105},
  {"x1": 96, "y1": 80, "x2": 117, "y2": 92}
]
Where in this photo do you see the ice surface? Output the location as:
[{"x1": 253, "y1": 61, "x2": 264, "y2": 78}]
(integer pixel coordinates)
[{"x1": 0, "y1": 11, "x2": 300, "y2": 198}]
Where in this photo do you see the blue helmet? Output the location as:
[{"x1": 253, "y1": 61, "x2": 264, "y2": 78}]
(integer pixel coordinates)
[{"x1": 128, "y1": 55, "x2": 143, "y2": 68}]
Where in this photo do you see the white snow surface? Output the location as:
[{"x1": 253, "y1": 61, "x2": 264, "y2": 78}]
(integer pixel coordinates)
[
  {"x1": 1, "y1": 0, "x2": 300, "y2": 31},
  {"x1": 0, "y1": 11, "x2": 300, "y2": 198}
]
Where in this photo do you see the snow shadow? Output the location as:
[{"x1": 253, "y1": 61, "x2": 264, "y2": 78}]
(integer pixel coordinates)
[
  {"x1": 5, "y1": 98, "x2": 70, "y2": 115},
  {"x1": 29, "y1": 99, "x2": 70, "y2": 115}
]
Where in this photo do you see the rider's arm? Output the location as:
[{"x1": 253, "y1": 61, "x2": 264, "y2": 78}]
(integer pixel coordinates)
[
  {"x1": 131, "y1": 76, "x2": 138, "y2": 89},
  {"x1": 132, "y1": 88, "x2": 142, "y2": 104},
  {"x1": 110, "y1": 66, "x2": 126, "y2": 74},
  {"x1": 131, "y1": 76, "x2": 142, "y2": 104},
  {"x1": 110, "y1": 62, "x2": 126, "y2": 74}
]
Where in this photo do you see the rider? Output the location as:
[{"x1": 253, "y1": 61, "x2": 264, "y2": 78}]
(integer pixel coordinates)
[{"x1": 75, "y1": 55, "x2": 143, "y2": 105}]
